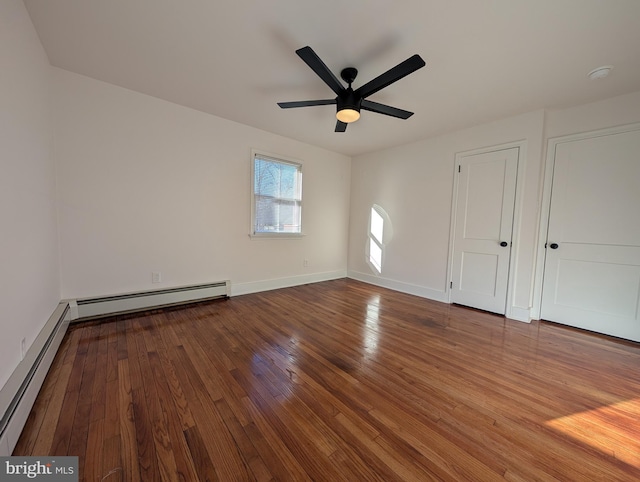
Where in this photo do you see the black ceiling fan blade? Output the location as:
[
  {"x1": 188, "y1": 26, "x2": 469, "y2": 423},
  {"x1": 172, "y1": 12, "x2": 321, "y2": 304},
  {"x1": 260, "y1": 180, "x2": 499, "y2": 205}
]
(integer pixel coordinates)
[
  {"x1": 335, "y1": 120, "x2": 348, "y2": 132},
  {"x1": 296, "y1": 46, "x2": 345, "y2": 96},
  {"x1": 361, "y1": 99, "x2": 414, "y2": 119},
  {"x1": 355, "y1": 54, "x2": 425, "y2": 99},
  {"x1": 278, "y1": 99, "x2": 337, "y2": 109}
]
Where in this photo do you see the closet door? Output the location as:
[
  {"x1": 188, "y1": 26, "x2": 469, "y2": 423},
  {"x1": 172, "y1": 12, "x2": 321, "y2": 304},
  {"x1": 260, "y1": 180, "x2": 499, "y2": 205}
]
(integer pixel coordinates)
[
  {"x1": 541, "y1": 128, "x2": 640, "y2": 342},
  {"x1": 451, "y1": 148, "x2": 518, "y2": 314}
]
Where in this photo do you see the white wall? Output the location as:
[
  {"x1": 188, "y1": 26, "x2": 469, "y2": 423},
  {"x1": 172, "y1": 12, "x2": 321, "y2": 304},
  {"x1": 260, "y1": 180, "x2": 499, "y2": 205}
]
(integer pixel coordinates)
[
  {"x1": 545, "y1": 90, "x2": 640, "y2": 139},
  {"x1": 348, "y1": 110, "x2": 545, "y2": 320},
  {"x1": 52, "y1": 68, "x2": 351, "y2": 299},
  {"x1": 0, "y1": 0, "x2": 60, "y2": 389}
]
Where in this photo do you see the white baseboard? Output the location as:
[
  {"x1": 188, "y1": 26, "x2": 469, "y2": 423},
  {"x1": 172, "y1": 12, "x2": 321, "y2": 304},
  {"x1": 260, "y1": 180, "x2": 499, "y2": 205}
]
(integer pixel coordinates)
[
  {"x1": 347, "y1": 270, "x2": 449, "y2": 303},
  {"x1": 231, "y1": 270, "x2": 347, "y2": 296},
  {"x1": 350, "y1": 270, "x2": 533, "y2": 323},
  {"x1": 0, "y1": 302, "x2": 71, "y2": 456},
  {"x1": 507, "y1": 306, "x2": 532, "y2": 323}
]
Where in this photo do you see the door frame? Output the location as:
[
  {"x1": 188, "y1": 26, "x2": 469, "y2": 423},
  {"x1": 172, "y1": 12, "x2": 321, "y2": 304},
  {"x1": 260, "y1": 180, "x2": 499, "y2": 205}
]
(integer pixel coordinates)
[
  {"x1": 531, "y1": 122, "x2": 640, "y2": 320},
  {"x1": 447, "y1": 140, "x2": 527, "y2": 320}
]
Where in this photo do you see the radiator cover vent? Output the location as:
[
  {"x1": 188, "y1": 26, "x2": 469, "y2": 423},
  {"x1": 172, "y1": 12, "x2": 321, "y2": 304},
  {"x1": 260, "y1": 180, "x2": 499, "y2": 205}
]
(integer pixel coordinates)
[{"x1": 75, "y1": 280, "x2": 230, "y2": 320}]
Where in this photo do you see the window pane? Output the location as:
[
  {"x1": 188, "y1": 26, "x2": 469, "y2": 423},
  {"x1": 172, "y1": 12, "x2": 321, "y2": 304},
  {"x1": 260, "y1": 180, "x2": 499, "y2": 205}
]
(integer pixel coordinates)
[
  {"x1": 255, "y1": 159, "x2": 300, "y2": 200},
  {"x1": 371, "y1": 207, "x2": 384, "y2": 244},
  {"x1": 253, "y1": 155, "x2": 302, "y2": 234}
]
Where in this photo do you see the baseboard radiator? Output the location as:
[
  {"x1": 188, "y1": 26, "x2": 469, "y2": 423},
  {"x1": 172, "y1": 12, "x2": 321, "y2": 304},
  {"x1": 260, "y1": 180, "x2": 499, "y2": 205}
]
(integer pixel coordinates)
[
  {"x1": 72, "y1": 280, "x2": 231, "y2": 321},
  {"x1": 0, "y1": 302, "x2": 71, "y2": 456}
]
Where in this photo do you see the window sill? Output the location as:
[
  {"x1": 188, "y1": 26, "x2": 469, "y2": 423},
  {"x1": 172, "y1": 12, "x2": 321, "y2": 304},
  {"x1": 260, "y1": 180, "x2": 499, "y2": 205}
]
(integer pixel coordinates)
[{"x1": 249, "y1": 232, "x2": 306, "y2": 239}]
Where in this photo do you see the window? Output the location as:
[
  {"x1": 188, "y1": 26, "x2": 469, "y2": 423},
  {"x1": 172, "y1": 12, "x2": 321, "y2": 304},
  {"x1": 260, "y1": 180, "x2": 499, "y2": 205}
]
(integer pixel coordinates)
[{"x1": 251, "y1": 151, "x2": 302, "y2": 236}]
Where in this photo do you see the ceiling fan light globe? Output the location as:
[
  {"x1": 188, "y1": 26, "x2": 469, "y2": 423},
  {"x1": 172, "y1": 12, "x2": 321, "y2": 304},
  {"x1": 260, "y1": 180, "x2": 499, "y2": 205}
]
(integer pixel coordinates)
[{"x1": 336, "y1": 108, "x2": 360, "y2": 123}]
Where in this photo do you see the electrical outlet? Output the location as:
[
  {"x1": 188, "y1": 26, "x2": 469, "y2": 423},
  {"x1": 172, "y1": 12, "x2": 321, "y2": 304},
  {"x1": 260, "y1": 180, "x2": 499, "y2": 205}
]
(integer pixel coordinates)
[
  {"x1": 21, "y1": 338, "x2": 26, "y2": 360},
  {"x1": 303, "y1": 259, "x2": 309, "y2": 267},
  {"x1": 152, "y1": 272, "x2": 162, "y2": 283}
]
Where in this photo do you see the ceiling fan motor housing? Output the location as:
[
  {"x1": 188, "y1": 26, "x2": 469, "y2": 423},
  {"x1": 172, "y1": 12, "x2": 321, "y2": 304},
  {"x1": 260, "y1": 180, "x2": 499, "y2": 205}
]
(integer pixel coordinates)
[{"x1": 337, "y1": 87, "x2": 362, "y2": 114}]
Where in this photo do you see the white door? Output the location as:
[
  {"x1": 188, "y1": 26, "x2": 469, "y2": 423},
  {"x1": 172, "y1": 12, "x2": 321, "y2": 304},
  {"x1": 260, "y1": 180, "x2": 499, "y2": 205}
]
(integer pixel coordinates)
[
  {"x1": 451, "y1": 148, "x2": 518, "y2": 314},
  {"x1": 541, "y1": 129, "x2": 640, "y2": 342}
]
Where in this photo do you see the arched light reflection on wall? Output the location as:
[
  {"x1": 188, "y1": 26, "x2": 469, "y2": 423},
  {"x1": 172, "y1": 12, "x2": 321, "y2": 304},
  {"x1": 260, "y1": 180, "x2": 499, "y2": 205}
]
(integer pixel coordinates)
[{"x1": 366, "y1": 204, "x2": 393, "y2": 274}]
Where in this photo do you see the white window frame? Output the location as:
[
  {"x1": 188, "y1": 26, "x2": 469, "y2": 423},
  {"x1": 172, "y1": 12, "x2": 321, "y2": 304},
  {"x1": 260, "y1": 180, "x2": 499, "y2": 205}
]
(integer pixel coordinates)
[{"x1": 250, "y1": 150, "x2": 304, "y2": 238}]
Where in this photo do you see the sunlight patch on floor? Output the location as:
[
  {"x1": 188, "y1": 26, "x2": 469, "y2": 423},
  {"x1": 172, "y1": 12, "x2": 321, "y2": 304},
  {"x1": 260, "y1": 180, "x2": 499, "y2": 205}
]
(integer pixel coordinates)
[{"x1": 545, "y1": 398, "x2": 640, "y2": 468}]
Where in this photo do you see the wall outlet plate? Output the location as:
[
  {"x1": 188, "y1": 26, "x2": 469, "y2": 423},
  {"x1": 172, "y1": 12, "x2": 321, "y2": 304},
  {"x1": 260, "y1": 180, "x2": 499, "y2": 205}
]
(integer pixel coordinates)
[{"x1": 152, "y1": 272, "x2": 161, "y2": 283}]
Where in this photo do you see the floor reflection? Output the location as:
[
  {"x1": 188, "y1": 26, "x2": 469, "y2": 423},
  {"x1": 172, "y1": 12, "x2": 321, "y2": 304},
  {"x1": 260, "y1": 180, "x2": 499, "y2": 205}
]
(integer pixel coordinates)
[{"x1": 364, "y1": 294, "x2": 381, "y2": 358}]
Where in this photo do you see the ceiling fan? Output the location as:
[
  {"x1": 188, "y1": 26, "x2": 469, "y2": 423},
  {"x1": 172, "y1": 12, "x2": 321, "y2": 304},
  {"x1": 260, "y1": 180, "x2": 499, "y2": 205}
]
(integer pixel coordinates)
[{"x1": 278, "y1": 46, "x2": 426, "y2": 132}]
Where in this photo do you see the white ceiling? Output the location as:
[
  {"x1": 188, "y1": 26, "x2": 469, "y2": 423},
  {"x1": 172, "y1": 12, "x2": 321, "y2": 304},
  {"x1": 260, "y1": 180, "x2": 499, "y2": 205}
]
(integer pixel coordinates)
[{"x1": 24, "y1": 0, "x2": 640, "y2": 157}]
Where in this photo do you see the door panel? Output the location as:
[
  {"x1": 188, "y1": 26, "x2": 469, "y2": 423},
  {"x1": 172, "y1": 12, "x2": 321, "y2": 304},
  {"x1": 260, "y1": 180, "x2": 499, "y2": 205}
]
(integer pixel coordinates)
[
  {"x1": 541, "y1": 129, "x2": 640, "y2": 341},
  {"x1": 555, "y1": 258, "x2": 640, "y2": 318},
  {"x1": 460, "y1": 252, "x2": 498, "y2": 295},
  {"x1": 463, "y1": 160, "x2": 508, "y2": 240},
  {"x1": 451, "y1": 148, "x2": 519, "y2": 314}
]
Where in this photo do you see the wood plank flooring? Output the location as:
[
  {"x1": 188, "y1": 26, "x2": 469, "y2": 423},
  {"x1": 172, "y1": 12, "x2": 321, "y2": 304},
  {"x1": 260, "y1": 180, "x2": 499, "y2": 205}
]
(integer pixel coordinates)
[{"x1": 13, "y1": 279, "x2": 640, "y2": 481}]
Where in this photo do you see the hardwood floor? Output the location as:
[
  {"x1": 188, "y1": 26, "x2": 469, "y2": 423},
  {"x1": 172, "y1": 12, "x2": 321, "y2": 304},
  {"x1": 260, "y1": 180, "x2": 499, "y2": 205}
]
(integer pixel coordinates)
[{"x1": 14, "y1": 279, "x2": 640, "y2": 481}]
